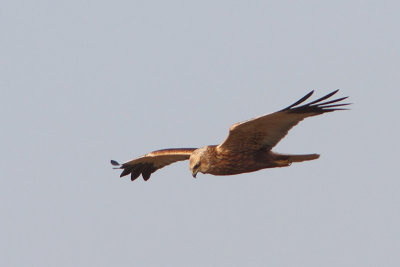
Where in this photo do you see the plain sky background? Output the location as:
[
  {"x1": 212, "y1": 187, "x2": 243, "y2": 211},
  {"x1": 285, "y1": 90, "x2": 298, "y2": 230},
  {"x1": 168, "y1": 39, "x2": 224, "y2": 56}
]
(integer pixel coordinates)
[{"x1": 1, "y1": 0, "x2": 399, "y2": 266}]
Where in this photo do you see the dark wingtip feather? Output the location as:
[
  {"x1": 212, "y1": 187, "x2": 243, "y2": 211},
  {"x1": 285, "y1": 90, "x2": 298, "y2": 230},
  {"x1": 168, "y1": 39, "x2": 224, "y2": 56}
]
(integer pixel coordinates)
[
  {"x1": 321, "y1": 103, "x2": 351, "y2": 109},
  {"x1": 120, "y1": 167, "x2": 132, "y2": 177},
  {"x1": 283, "y1": 89, "x2": 351, "y2": 114},
  {"x1": 129, "y1": 164, "x2": 143, "y2": 181},
  {"x1": 317, "y1": 96, "x2": 348, "y2": 106},
  {"x1": 111, "y1": 160, "x2": 120, "y2": 166},
  {"x1": 142, "y1": 172, "x2": 151, "y2": 181},
  {"x1": 113, "y1": 161, "x2": 158, "y2": 182},
  {"x1": 327, "y1": 108, "x2": 350, "y2": 111},
  {"x1": 282, "y1": 90, "x2": 314, "y2": 111},
  {"x1": 141, "y1": 163, "x2": 155, "y2": 181},
  {"x1": 131, "y1": 170, "x2": 141, "y2": 181},
  {"x1": 306, "y1": 90, "x2": 339, "y2": 106}
]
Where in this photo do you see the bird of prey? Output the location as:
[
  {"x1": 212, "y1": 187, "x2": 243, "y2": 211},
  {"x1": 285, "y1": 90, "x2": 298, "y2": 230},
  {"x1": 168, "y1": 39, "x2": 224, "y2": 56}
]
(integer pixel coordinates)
[{"x1": 111, "y1": 90, "x2": 350, "y2": 181}]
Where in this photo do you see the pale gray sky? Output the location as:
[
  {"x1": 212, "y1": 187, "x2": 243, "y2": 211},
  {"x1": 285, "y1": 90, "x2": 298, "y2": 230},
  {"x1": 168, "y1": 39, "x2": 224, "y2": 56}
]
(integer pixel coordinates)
[{"x1": 1, "y1": 0, "x2": 399, "y2": 266}]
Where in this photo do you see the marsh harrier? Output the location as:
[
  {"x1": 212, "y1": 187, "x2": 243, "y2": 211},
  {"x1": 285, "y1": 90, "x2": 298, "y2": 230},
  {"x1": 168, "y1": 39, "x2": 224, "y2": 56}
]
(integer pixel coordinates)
[{"x1": 111, "y1": 90, "x2": 349, "y2": 181}]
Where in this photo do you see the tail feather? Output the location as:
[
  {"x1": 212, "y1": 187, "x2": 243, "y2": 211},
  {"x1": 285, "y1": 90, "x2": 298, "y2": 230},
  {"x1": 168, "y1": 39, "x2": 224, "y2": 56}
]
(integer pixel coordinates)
[{"x1": 274, "y1": 153, "x2": 320, "y2": 163}]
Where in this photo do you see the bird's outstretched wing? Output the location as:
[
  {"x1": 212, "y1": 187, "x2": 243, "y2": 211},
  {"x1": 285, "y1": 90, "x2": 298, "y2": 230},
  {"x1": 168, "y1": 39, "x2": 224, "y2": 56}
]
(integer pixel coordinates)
[
  {"x1": 111, "y1": 148, "x2": 197, "y2": 181},
  {"x1": 217, "y1": 90, "x2": 350, "y2": 152}
]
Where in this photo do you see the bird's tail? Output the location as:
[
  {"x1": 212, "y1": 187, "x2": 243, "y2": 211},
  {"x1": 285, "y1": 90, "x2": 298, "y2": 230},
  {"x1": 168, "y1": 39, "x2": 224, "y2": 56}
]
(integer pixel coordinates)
[{"x1": 273, "y1": 153, "x2": 320, "y2": 163}]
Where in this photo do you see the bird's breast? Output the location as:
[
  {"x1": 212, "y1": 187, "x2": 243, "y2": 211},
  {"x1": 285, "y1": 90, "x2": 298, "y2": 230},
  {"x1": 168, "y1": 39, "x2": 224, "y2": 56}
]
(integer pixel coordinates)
[{"x1": 206, "y1": 149, "x2": 270, "y2": 176}]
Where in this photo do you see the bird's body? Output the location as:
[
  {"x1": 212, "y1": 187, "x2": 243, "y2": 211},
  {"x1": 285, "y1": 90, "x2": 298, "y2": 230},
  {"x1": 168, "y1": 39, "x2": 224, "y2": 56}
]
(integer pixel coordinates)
[
  {"x1": 111, "y1": 90, "x2": 350, "y2": 181},
  {"x1": 189, "y1": 146, "x2": 319, "y2": 176},
  {"x1": 191, "y1": 145, "x2": 263, "y2": 176}
]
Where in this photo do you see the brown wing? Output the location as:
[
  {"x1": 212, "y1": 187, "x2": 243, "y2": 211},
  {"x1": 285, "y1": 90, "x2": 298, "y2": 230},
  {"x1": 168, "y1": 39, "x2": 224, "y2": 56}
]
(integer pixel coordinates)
[
  {"x1": 217, "y1": 90, "x2": 350, "y2": 152},
  {"x1": 111, "y1": 148, "x2": 197, "y2": 181}
]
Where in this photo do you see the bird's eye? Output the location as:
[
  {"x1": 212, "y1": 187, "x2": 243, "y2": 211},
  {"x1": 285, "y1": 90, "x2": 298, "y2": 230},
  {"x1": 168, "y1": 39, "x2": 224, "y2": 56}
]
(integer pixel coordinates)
[{"x1": 194, "y1": 162, "x2": 200, "y2": 170}]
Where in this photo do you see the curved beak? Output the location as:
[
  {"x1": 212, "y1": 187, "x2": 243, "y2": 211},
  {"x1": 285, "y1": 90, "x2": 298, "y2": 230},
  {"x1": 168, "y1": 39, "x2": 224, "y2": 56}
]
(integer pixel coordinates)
[{"x1": 192, "y1": 170, "x2": 198, "y2": 178}]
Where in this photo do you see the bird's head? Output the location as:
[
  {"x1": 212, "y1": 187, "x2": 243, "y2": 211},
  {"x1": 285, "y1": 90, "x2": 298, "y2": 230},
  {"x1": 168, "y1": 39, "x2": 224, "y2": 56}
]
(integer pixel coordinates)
[{"x1": 189, "y1": 147, "x2": 210, "y2": 178}]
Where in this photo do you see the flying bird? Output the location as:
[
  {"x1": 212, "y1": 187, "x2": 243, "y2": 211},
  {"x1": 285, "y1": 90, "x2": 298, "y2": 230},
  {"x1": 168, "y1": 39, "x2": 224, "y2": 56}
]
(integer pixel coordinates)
[{"x1": 111, "y1": 90, "x2": 350, "y2": 181}]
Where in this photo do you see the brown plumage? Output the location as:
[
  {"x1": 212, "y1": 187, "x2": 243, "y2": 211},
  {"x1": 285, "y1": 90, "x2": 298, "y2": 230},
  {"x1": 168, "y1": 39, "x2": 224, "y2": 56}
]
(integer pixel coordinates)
[{"x1": 111, "y1": 90, "x2": 350, "y2": 181}]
